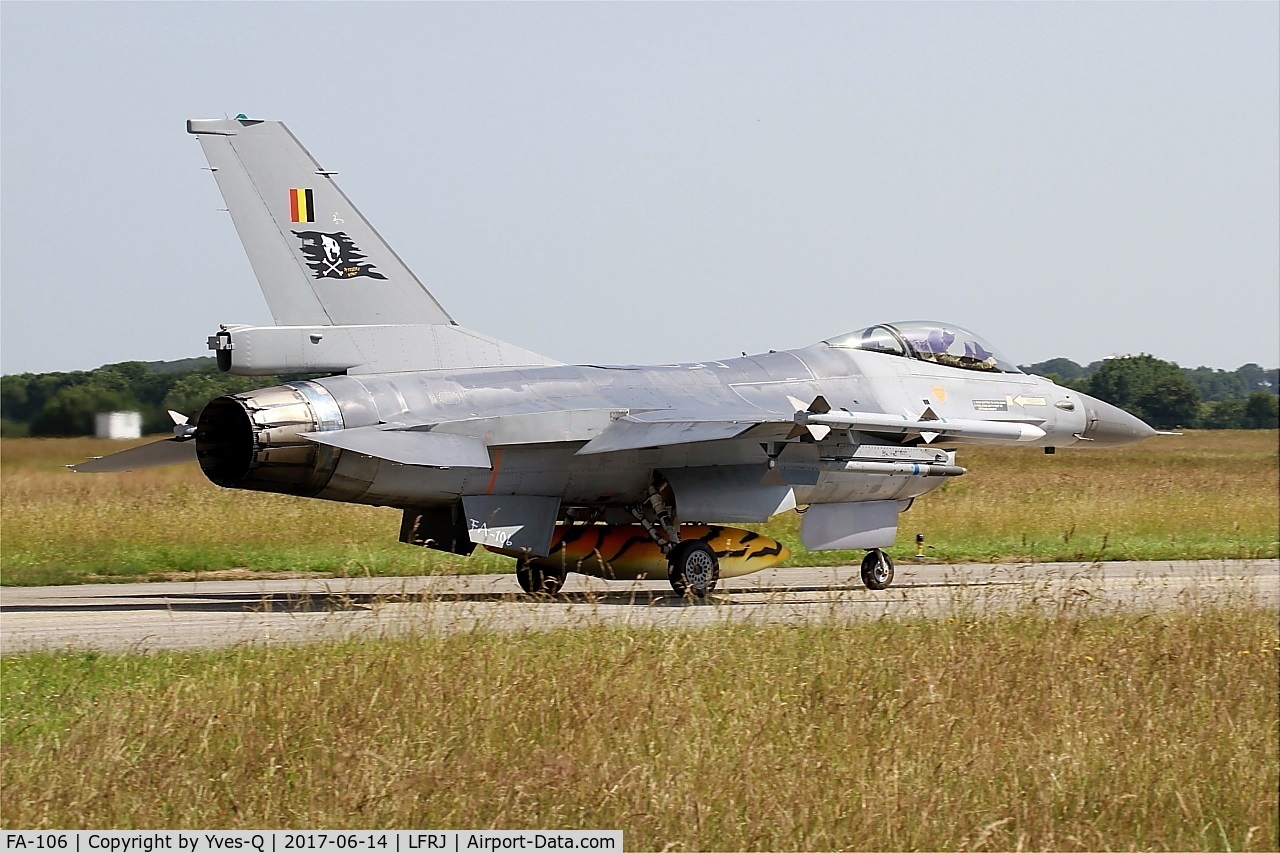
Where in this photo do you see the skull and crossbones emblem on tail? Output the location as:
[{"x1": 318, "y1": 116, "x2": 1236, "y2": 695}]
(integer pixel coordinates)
[{"x1": 292, "y1": 230, "x2": 388, "y2": 280}]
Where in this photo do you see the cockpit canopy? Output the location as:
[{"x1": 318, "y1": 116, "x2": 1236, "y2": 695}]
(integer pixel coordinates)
[{"x1": 825, "y1": 321, "x2": 1022, "y2": 374}]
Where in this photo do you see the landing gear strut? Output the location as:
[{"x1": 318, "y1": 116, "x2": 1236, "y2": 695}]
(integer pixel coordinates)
[
  {"x1": 515, "y1": 558, "x2": 567, "y2": 595},
  {"x1": 860, "y1": 549, "x2": 894, "y2": 590},
  {"x1": 629, "y1": 477, "x2": 720, "y2": 597}
]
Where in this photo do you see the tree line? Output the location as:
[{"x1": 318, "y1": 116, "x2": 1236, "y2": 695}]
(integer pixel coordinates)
[
  {"x1": 1, "y1": 353, "x2": 1277, "y2": 438},
  {"x1": 0, "y1": 359, "x2": 320, "y2": 438}
]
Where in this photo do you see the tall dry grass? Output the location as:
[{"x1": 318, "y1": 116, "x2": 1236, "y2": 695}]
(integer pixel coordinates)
[
  {"x1": 3, "y1": 607, "x2": 1277, "y2": 849},
  {"x1": 0, "y1": 437, "x2": 509, "y2": 584},
  {"x1": 2, "y1": 432, "x2": 1277, "y2": 585}
]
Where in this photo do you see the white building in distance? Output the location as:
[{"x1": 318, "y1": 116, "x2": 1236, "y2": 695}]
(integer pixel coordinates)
[{"x1": 95, "y1": 411, "x2": 142, "y2": 440}]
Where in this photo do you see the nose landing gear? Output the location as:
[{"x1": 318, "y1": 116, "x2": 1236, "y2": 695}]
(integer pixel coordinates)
[{"x1": 860, "y1": 549, "x2": 894, "y2": 590}]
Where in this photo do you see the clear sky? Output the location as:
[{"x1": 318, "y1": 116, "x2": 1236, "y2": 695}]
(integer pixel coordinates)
[{"x1": 2, "y1": 2, "x2": 1276, "y2": 376}]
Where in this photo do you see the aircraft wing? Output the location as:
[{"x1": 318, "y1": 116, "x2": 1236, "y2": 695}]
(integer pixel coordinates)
[
  {"x1": 576, "y1": 411, "x2": 793, "y2": 455},
  {"x1": 576, "y1": 396, "x2": 1048, "y2": 456}
]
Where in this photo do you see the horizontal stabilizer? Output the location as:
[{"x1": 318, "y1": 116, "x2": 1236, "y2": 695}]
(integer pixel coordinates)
[
  {"x1": 302, "y1": 426, "x2": 492, "y2": 468},
  {"x1": 70, "y1": 438, "x2": 196, "y2": 473}
]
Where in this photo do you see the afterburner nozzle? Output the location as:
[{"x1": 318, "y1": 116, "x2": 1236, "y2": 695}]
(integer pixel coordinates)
[{"x1": 195, "y1": 381, "x2": 344, "y2": 495}]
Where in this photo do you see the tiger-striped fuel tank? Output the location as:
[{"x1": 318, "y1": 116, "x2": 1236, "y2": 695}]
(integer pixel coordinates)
[{"x1": 487, "y1": 524, "x2": 789, "y2": 580}]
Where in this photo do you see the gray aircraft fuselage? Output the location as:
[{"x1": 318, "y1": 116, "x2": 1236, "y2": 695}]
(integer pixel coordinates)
[{"x1": 197, "y1": 334, "x2": 1144, "y2": 515}]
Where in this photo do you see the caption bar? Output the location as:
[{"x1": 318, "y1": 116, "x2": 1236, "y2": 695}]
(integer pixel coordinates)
[{"x1": 3, "y1": 834, "x2": 621, "y2": 853}]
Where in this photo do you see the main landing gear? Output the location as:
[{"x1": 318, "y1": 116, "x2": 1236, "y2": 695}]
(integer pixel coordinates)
[
  {"x1": 515, "y1": 558, "x2": 567, "y2": 595},
  {"x1": 860, "y1": 549, "x2": 894, "y2": 590},
  {"x1": 631, "y1": 479, "x2": 719, "y2": 598},
  {"x1": 667, "y1": 540, "x2": 720, "y2": 597}
]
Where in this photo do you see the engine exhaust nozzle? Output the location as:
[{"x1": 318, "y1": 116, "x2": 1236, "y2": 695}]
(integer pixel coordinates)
[{"x1": 195, "y1": 381, "x2": 344, "y2": 495}]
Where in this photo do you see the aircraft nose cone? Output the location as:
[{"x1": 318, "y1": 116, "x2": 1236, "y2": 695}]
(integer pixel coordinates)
[{"x1": 1079, "y1": 394, "x2": 1158, "y2": 446}]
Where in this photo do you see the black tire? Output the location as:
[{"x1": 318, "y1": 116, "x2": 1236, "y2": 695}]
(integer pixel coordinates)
[
  {"x1": 860, "y1": 549, "x2": 894, "y2": 590},
  {"x1": 515, "y1": 559, "x2": 567, "y2": 595},
  {"x1": 668, "y1": 541, "x2": 720, "y2": 597}
]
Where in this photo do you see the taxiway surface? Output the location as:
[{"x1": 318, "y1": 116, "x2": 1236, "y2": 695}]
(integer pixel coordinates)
[{"x1": 2, "y1": 559, "x2": 1276, "y2": 654}]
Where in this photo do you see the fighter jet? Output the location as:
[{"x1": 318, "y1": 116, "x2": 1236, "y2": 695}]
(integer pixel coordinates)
[{"x1": 74, "y1": 117, "x2": 1157, "y2": 595}]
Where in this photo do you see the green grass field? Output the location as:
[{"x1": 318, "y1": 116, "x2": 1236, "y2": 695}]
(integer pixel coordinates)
[
  {"x1": 1, "y1": 431, "x2": 1276, "y2": 585},
  {"x1": 3, "y1": 607, "x2": 1276, "y2": 848}
]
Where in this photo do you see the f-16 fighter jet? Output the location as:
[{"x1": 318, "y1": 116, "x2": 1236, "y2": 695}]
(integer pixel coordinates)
[{"x1": 75, "y1": 117, "x2": 1157, "y2": 596}]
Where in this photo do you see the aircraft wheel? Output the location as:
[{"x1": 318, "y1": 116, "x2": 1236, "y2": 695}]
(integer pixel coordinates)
[
  {"x1": 668, "y1": 541, "x2": 719, "y2": 597},
  {"x1": 515, "y1": 559, "x2": 566, "y2": 596},
  {"x1": 860, "y1": 549, "x2": 894, "y2": 590}
]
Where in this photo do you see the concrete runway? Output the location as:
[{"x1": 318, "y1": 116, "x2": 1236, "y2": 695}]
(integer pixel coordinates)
[{"x1": 2, "y1": 559, "x2": 1276, "y2": 654}]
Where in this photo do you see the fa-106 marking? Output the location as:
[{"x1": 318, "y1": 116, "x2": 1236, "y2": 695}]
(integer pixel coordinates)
[{"x1": 75, "y1": 118, "x2": 1157, "y2": 595}]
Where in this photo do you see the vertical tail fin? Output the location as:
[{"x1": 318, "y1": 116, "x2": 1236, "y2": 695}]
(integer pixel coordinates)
[{"x1": 188, "y1": 117, "x2": 454, "y2": 327}]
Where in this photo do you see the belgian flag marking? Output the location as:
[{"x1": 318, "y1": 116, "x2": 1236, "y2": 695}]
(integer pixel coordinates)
[{"x1": 289, "y1": 188, "x2": 314, "y2": 223}]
